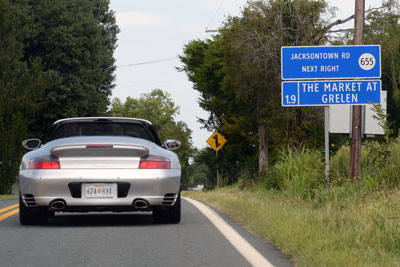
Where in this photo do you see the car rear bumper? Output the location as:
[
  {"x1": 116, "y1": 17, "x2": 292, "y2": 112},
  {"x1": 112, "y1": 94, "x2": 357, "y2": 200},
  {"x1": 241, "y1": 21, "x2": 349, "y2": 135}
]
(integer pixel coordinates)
[{"x1": 19, "y1": 169, "x2": 181, "y2": 211}]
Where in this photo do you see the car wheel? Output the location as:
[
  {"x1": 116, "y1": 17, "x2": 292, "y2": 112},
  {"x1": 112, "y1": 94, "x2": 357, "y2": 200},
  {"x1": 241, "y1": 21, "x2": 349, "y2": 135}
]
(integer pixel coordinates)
[
  {"x1": 19, "y1": 195, "x2": 48, "y2": 225},
  {"x1": 153, "y1": 193, "x2": 181, "y2": 224}
]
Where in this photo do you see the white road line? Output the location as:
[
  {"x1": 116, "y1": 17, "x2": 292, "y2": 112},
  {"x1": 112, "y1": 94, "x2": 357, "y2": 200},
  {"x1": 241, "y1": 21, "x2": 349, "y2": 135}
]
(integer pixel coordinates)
[{"x1": 184, "y1": 197, "x2": 274, "y2": 267}]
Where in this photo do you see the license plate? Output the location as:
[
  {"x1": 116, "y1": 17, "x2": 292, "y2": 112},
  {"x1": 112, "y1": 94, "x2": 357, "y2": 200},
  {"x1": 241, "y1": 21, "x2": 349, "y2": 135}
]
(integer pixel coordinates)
[{"x1": 84, "y1": 183, "x2": 117, "y2": 198}]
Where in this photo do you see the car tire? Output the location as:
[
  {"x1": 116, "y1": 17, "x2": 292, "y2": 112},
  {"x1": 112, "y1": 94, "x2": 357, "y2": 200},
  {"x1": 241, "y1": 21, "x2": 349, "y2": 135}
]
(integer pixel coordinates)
[
  {"x1": 19, "y1": 195, "x2": 48, "y2": 225},
  {"x1": 153, "y1": 193, "x2": 181, "y2": 224}
]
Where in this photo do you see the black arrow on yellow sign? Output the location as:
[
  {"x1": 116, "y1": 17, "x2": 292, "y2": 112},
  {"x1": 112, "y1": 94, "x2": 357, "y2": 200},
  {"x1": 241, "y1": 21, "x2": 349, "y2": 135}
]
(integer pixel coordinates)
[{"x1": 206, "y1": 131, "x2": 227, "y2": 152}]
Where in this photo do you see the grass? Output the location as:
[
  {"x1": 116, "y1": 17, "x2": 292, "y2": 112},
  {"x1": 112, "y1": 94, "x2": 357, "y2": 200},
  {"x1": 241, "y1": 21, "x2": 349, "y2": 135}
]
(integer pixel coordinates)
[
  {"x1": 183, "y1": 185, "x2": 400, "y2": 267},
  {"x1": 0, "y1": 194, "x2": 18, "y2": 200}
]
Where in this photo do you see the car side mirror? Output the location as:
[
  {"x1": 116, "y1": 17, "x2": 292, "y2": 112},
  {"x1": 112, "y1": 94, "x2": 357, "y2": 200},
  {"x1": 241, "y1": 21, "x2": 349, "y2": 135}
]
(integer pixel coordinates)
[
  {"x1": 22, "y1": 139, "x2": 42, "y2": 150},
  {"x1": 164, "y1": 140, "x2": 181, "y2": 151}
]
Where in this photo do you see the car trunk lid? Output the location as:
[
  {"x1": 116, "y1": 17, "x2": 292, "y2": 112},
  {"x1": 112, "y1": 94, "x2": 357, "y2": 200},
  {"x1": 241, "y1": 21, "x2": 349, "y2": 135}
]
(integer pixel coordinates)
[{"x1": 51, "y1": 144, "x2": 149, "y2": 169}]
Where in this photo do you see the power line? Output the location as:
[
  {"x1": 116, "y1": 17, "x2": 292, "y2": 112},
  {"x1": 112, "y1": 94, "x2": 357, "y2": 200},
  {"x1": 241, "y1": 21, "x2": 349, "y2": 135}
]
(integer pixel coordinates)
[
  {"x1": 57, "y1": 56, "x2": 179, "y2": 75},
  {"x1": 116, "y1": 78, "x2": 186, "y2": 89},
  {"x1": 206, "y1": 0, "x2": 225, "y2": 29},
  {"x1": 116, "y1": 57, "x2": 178, "y2": 68}
]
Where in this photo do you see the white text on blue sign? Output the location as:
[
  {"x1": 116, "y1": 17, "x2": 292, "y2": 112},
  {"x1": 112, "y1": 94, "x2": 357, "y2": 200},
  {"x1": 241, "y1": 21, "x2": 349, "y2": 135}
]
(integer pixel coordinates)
[
  {"x1": 282, "y1": 80, "x2": 381, "y2": 106},
  {"x1": 281, "y1": 45, "x2": 381, "y2": 80}
]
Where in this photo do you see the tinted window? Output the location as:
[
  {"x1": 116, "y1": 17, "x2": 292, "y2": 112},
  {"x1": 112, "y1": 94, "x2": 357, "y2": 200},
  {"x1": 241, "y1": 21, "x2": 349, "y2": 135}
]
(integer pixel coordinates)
[{"x1": 50, "y1": 122, "x2": 154, "y2": 142}]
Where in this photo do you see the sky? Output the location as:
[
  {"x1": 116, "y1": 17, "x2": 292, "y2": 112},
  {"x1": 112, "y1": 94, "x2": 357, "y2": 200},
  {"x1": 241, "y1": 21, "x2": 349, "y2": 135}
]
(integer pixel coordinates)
[{"x1": 109, "y1": 0, "x2": 384, "y2": 149}]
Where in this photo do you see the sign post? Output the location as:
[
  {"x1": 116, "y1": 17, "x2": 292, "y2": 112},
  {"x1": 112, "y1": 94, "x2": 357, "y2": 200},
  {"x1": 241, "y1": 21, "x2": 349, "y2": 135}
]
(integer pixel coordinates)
[
  {"x1": 325, "y1": 106, "x2": 330, "y2": 189},
  {"x1": 206, "y1": 131, "x2": 227, "y2": 187}
]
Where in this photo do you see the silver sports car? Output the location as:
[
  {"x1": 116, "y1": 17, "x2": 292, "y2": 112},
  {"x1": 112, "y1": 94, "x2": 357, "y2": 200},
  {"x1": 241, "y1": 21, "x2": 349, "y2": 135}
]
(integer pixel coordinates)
[{"x1": 19, "y1": 117, "x2": 182, "y2": 225}]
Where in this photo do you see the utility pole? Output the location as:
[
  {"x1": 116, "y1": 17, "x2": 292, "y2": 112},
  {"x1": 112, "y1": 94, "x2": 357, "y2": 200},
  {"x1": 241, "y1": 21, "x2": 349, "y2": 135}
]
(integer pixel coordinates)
[{"x1": 350, "y1": 0, "x2": 365, "y2": 182}]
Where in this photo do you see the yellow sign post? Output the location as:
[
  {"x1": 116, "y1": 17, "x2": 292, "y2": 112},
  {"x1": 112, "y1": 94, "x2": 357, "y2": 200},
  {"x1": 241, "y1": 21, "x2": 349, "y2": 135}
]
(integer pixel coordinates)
[
  {"x1": 206, "y1": 131, "x2": 227, "y2": 188},
  {"x1": 206, "y1": 131, "x2": 227, "y2": 152}
]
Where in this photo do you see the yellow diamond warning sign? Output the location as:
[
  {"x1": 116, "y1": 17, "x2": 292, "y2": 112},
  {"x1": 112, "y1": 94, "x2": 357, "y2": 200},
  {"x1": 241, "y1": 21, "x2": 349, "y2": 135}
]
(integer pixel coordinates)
[{"x1": 206, "y1": 131, "x2": 227, "y2": 152}]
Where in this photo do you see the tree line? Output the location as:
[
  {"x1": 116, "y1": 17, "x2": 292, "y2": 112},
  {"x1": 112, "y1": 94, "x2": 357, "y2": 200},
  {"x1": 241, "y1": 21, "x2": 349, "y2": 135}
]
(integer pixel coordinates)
[
  {"x1": 0, "y1": 0, "x2": 194, "y2": 193},
  {"x1": 0, "y1": 0, "x2": 118, "y2": 193},
  {"x1": 180, "y1": 0, "x2": 400, "y2": 189}
]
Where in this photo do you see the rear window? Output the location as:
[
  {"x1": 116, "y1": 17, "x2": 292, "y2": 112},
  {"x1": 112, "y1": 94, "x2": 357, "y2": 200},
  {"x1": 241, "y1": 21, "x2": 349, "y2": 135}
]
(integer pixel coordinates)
[{"x1": 49, "y1": 122, "x2": 155, "y2": 142}]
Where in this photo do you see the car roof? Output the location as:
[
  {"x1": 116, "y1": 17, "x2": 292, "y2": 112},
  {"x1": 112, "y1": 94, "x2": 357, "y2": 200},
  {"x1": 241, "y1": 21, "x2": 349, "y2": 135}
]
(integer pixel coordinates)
[{"x1": 53, "y1": 117, "x2": 152, "y2": 125}]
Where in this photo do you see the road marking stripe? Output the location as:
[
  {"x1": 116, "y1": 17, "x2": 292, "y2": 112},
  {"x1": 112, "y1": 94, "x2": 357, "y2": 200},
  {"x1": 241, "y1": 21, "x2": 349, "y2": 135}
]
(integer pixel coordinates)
[
  {"x1": 0, "y1": 208, "x2": 19, "y2": 221},
  {"x1": 184, "y1": 197, "x2": 274, "y2": 267},
  {"x1": 0, "y1": 204, "x2": 19, "y2": 214}
]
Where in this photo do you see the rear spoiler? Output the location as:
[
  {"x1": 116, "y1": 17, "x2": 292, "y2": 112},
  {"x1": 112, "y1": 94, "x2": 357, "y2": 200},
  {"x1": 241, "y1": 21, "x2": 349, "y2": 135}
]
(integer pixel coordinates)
[{"x1": 51, "y1": 144, "x2": 149, "y2": 158}]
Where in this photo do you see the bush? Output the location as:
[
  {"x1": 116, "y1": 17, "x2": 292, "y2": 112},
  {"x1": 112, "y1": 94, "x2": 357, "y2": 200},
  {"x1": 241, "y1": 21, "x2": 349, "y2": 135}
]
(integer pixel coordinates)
[
  {"x1": 330, "y1": 135, "x2": 400, "y2": 188},
  {"x1": 329, "y1": 145, "x2": 350, "y2": 185},
  {"x1": 386, "y1": 136, "x2": 400, "y2": 185},
  {"x1": 267, "y1": 147, "x2": 324, "y2": 198}
]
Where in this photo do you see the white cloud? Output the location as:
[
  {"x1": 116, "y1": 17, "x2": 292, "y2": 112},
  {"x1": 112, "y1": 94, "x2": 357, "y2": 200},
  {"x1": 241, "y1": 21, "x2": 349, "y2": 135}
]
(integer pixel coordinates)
[{"x1": 116, "y1": 11, "x2": 163, "y2": 28}]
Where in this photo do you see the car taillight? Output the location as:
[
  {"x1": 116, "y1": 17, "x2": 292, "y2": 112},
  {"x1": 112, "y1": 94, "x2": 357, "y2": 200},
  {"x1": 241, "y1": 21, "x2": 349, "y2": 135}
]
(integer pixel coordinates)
[
  {"x1": 139, "y1": 156, "x2": 171, "y2": 169},
  {"x1": 28, "y1": 157, "x2": 60, "y2": 169}
]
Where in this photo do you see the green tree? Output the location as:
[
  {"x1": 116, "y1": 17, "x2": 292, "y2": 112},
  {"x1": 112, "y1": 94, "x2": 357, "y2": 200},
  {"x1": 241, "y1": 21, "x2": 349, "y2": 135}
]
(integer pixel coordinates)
[
  {"x1": 189, "y1": 148, "x2": 218, "y2": 189},
  {"x1": 180, "y1": 37, "x2": 259, "y2": 184},
  {"x1": 24, "y1": 0, "x2": 119, "y2": 139},
  {"x1": 111, "y1": 89, "x2": 194, "y2": 186},
  {"x1": 0, "y1": 0, "x2": 52, "y2": 193},
  {"x1": 180, "y1": 0, "x2": 333, "y2": 182},
  {"x1": 0, "y1": 0, "x2": 119, "y2": 192},
  {"x1": 220, "y1": 0, "x2": 331, "y2": 172},
  {"x1": 364, "y1": 0, "x2": 400, "y2": 135},
  {"x1": 193, "y1": 173, "x2": 208, "y2": 186}
]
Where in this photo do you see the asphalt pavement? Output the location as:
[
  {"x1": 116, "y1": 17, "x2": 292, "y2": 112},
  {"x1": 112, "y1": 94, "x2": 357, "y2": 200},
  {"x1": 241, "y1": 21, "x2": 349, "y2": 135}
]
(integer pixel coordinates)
[{"x1": 0, "y1": 198, "x2": 292, "y2": 267}]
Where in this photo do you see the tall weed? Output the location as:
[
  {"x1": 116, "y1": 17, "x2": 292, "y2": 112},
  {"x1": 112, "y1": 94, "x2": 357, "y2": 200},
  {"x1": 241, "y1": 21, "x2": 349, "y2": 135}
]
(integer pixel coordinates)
[
  {"x1": 268, "y1": 147, "x2": 324, "y2": 198},
  {"x1": 329, "y1": 145, "x2": 350, "y2": 184},
  {"x1": 331, "y1": 135, "x2": 400, "y2": 187}
]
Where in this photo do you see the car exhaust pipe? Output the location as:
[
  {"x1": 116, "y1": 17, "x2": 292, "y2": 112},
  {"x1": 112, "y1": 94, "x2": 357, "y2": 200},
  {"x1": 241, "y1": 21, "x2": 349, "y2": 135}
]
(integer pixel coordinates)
[
  {"x1": 133, "y1": 199, "x2": 149, "y2": 209},
  {"x1": 49, "y1": 200, "x2": 66, "y2": 210}
]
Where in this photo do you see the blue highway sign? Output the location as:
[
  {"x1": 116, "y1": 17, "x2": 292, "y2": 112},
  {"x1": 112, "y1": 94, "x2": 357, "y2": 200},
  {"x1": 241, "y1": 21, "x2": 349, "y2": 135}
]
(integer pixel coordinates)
[
  {"x1": 281, "y1": 45, "x2": 381, "y2": 80},
  {"x1": 282, "y1": 80, "x2": 381, "y2": 106}
]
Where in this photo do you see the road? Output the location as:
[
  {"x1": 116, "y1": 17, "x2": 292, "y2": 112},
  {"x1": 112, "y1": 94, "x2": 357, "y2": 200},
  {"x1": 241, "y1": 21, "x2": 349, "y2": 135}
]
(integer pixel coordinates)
[{"x1": 0, "y1": 198, "x2": 292, "y2": 267}]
